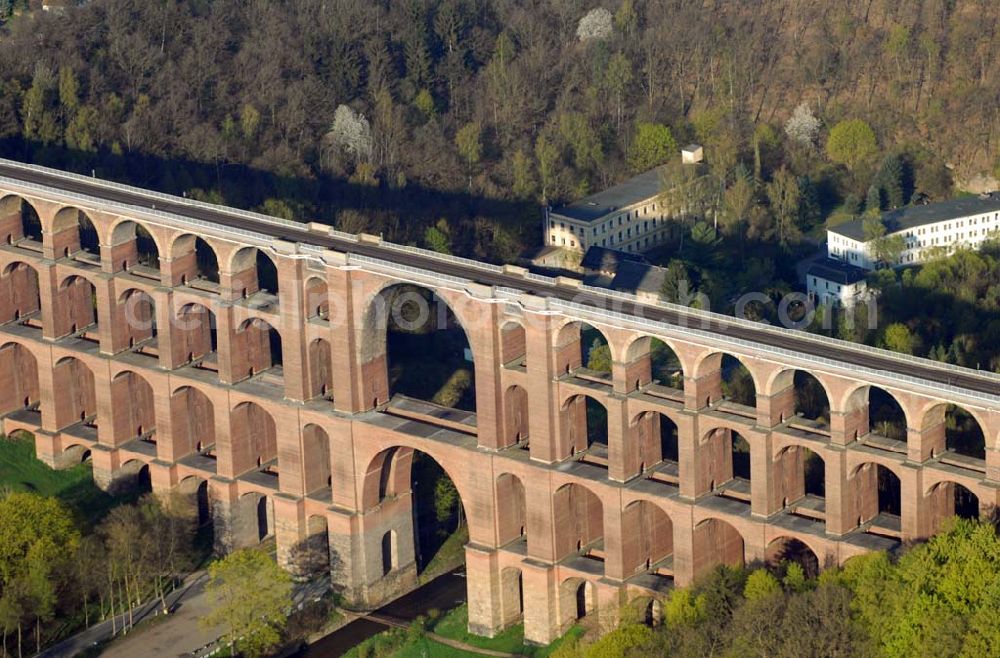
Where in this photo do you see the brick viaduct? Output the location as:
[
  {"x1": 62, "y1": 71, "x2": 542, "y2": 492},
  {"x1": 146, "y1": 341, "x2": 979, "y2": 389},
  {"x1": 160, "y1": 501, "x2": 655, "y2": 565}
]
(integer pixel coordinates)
[{"x1": 0, "y1": 163, "x2": 999, "y2": 643}]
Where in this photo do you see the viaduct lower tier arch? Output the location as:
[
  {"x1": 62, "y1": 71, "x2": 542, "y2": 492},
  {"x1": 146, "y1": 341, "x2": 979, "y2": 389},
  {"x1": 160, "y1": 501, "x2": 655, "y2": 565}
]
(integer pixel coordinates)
[{"x1": 0, "y1": 168, "x2": 998, "y2": 648}]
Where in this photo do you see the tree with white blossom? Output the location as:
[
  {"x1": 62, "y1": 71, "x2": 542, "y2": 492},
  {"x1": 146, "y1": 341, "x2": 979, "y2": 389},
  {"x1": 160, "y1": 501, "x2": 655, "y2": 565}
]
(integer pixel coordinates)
[
  {"x1": 328, "y1": 104, "x2": 373, "y2": 163},
  {"x1": 784, "y1": 102, "x2": 821, "y2": 148},
  {"x1": 577, "y1": 8, "x2": 613, "y2": 41}
]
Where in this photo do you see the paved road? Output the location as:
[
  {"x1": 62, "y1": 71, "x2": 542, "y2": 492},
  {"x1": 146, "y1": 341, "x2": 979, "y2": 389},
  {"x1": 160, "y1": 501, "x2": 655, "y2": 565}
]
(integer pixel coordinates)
[{"x1": 1, "y1": 160, "x2": 997, "y2": 398}]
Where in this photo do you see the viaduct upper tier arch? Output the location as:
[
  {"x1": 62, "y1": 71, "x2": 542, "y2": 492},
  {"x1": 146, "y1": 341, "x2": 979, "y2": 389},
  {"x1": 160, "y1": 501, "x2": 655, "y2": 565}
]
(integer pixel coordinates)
[{"x1": 0, "y1": 159, "x2": 998, "y2": 644}]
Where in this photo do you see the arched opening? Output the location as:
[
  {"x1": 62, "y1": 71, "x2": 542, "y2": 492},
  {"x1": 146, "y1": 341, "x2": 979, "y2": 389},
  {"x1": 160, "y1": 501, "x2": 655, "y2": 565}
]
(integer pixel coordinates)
[
  {"x1": 570, "y1": 580, "x2": 596, "y2": 620},
  {"x1": 235, "y1": 492, "x2": 273, "y2": 545},
  {"x1": 62, "y1": 444, "x2": 92, "y2": 464},
  {"x1": 118, "y1": 289, "x2": 157, "y2": 349},
  {"x1": 500, "y1": 321, "x2": 526, "y2": 368},
  {"x1": 623, "y1": 336, "x2": 683, "y2": 394},
  {"x1": 110, "y1": 371, "x2": 156, "y2": 444},
  {"x1": 621, "y1": 500, "x2": 673, "y2": 577},
  {"x1": 52, "y1": 207, "x2": 100, "y2": 261},
  {"x1": 381, "y1": 530, "x2": 396, "y2": 575},
  {"x1": 765, "y1": 537, "x2": 820, "y2": 579},
  {"x1": 0, "y1": 196, "x2": 42, "y2": 245},
  {"x1": 701, "y1": 427, "x2": 752, "y2": 501},
  {"x1": 52, "y1": 356, "x2": 97, "y2": 428},
  {"x1": 230, "y1": 247, "x2": 280, "y2": 300},
  {"x1": 495, "y1": 473, "x2": 527, "y2": 546},
  {"x1": 721, "y1": 355, "x2": 756, "y2": 407},
  {"x1": 231, "y1": 402, "x2": 277, "y2": 482},
  {"x1": 632, "y1": 411, "x2": 679, "y2": 480},
  {"x1": 117, "y1": 460, "x2": 153, "y2": 496},
  {"x1": 305, "y1": 277, "x2": 329, "y2": 319},
  {"x1": 174, "y1": 303, "x2": 218, "y2": 369},
  {"x1": 178, "y1": 476, "x2": 212, "y2": 528},
  {"x1": 775, "y1": 445, "x2": 825, "y2": 515},
  {"x1": 170, "y1": 386, "x2": 215, "y2": 459},
  {"x1": 0, "y1": 262, "x2": 41, "y2": 325},
  {"x1": 852, "y1": 462, "x2": 902, "y2": 532},
  {"x1": 307, "y1": 338, "x2": 333, "y2": 400},
  {"x1": 926, "y1": 481, "x2": 980, "y2": 535},
  {"x1": 697, "y1": 352, "x2": 756, "y2": 410},
  {"x1": 302, "y1": 424, "x2": 332, "y2": 497},
  {"x1": 692, "y1": 518, "x2": 745, "y2": 577},
  {"x1": 110, "y1": 220, "x2": 160, "y2": 273},
  {"x1": 503, "y1": 384, "x2": 529, "y2": 447},
  {"x1": 233, "y1": 318, "x2": 282, "y2": 382},
  {"x1": 295, "y1": 514, "x2": 330, "y2": 577},
  {"x1": 770, "y1": 369, "x2": 831, "y2": 427},
  {"x1": 552, "y1": 483, "x2": 604, "y2": 562},
  {"x1": 561, "y1": 394, "x2": 608, "y2": 462},
  {"x1": 366, "y1": 284, "x2": 475, "y2": 411},
  {"x1": 499, "y1": 567, "x2": 524, "y2": 627},
  {"x1": 0, "y1": 342, "x2": 39, "y2": 416},
  {"x1": 925, "y1": 404, "x2": 986, "y2": 462},
  {"x1": 364, "y1": 447, "x2": 468, "y2": 577},
  {"x1": 554, "y1": 321, "x2": 611, "y2": 379},
  {"x1": 558, "y1": 578, "x2": 596, "y2": 630},
  {"x1": 56, "y1": 275, "x2": 98, "y2": 337},
  {"x1": 846, "y1": 386, "x2": 907, "y2": 446},
  {"x1": 172, "y1": 235, "x2": 219, "y2": 286}
]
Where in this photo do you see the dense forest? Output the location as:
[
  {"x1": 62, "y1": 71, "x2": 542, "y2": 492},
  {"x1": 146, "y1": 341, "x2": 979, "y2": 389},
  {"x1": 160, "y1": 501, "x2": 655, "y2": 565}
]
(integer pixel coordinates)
[{"x1": 0, "y1": 0, "x2": 997, "y2": 260}]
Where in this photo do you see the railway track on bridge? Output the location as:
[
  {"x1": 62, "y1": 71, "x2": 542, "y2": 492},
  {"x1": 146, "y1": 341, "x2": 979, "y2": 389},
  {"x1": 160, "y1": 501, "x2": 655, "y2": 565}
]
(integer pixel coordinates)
[{"x1": 0, "y1": 159, "x2": 997, "y2": 399}]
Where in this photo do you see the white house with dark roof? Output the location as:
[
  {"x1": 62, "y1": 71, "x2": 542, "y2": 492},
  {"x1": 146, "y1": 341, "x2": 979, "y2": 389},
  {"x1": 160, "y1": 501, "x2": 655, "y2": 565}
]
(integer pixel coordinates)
[
  {"x1": 545, "y1": 166, "x2": 679, "y2": 254},
  {"x1": 828, "y1": 193, "x2": 1000, "y2": 270},
  {"x1": 806, "y1": 258, "x2": 869, "y2": 307}
]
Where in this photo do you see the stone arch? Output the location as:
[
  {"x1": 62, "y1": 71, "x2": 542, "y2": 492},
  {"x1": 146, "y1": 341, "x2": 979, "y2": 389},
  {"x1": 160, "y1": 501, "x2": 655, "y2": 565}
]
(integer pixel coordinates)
[
  {"x1": 52, "y1": 356, "x2": 97, "y2": 428},
  {"x1": 117, "y1": 288, "x2": 157, "y2": 348},
  {"x1": 305, "y1": 276, "x2": 329, "y2": 319},
  {"x1": 108, "y1": 219, "x2": 162, "y2": 272},
  {"x1": 841, "y1": 385, "x2": 909, "y2": 443},
  {"x1": 692, "y1": 351, "x2": 758, "y2": 408},
  {"x1": 177, "y1": 476, "x2": 212, "y2": 527},
  {"x1": 170, "y1": 386, "x2": 215, "y2": 458},
  {"x1": 302, "y1": 424, "x2": 332, "y2": 496},
  {"x1": 495, "y1": 472, "x2": 526, "y2": 546},
  {"x1": 621, "y1": 335, "x2": 685, "y2": 392},
  {"x1": 236, "y1": 491, "x2": 273, "y2": 544},
  {"x1": 560, "y1": 394, "x2": 608, "y2": 459},
  {"x1": 230, "y1": 401, "x2": 277, "y2": 477},
  {"x1": 925, "y1": 480, "x2": 980, "y2": 535},
  {"x1": 0, "y1": 195, "x2": 43, "y2": 244},
  {"x1": 62, "y1": 444, "x2": 92, "y2": 464},
  {"x1": 117, "y1": 459, "x2": 153, "y2": 495},
  {"x1": 630, "y1": 410, "x2": 679, "y2": 472},
  {"x1": 765, "y1": 536, "x2": 820, "y2": 578},
  {"x1": 55, "y1": 274, "x2": 98, "y2": 336},
  {"x1": 849, "y1": 462, "x2": 902, "y2": 527},
  {"x1": 173, "y1": 302, "x2": 217, "y2": 366},
  {"x1": 360, "y1": 282, "x2": 476, "y2": 410},
  {"x1": 170, "y1": 234, "x2": 220, "y2": 285},
  {"x1": 774, "y1": 443, "x2": 825, "y2": 509},
  {"x1": 692, "y1": 517, "x2": 745, "y2": 576},
  {"x1": 233, "y1": 318, "x2": 282, "y2": 380},
  {"x1": 0, "y1": 261, "x2": 41, "y2": 324},
  {"x1": 500, "y1": 320, "x2": 526, "y2": 367},
  {"x1": 559, "y1": 578, "x2": 597, "y2": 628},
  {"x1": 767, "y1": 369, "x2": 832, "y2": 425},
  {"x1": 110, "y1": 370, "x2": 156, "y2": 443},
  {"x1": 0, "y1": 342, "x2": 39, "y2": 415},
  {"x1": 52, "y1": 206, "x2": 100, "y2": 259},
  {"x1": 919, "y1": 402, "x2": 987, "y2": 461},
  {"x1": 621, "y1": 499, "x2": 673, "y2": 576},
  {"x1": 295, "y1": 514, "x2": 331, "y2": 578},
  {"x1": 229, "y1": 246, "x2": 279, "y2": 298},
  {"x1": 552, "y1": 482, "x2": 604, "y2": 559},
  {"x1": 700, "y1": 427, "x2": 752, "y2": 494},
  {"x1": 554, "y1": 320, "x2": 612, "y2": 376},
  {"x1": 502, "y1": 384, "x2": 529, "y2": 446},
  {"x1": 307, "y1": 338, "x2": 333, "y2": 400}
]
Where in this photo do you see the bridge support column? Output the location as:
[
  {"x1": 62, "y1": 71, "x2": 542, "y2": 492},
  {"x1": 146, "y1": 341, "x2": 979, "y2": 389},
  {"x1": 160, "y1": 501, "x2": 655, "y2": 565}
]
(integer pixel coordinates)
[
  {"x1": 751, "y1": 431, "x2": 778, "y2": 517},
  {"x1": 987, "y1": 448, "x2": 1000, "y2": 484},
  {"x1": 823, "y1": 447, "x2": 852, "y2": 536},
  {"x1": 465, "y1": 545, "x2": 504, "y2": 637},
  {"x1": 899, "y1": 464, "x2": 920, "y2": 541},
  {"x1": 685, "y1": 371, "x2": 721, "y2": 411},
  {"x1": 756, "y1": 388, "x2": 794, "y2": 428},
  {"x1": 520, "y1": 560, "x2": 559, "y2": 645},
  {"x1": 272, "y1": 493, "x2": 305, "y2": 572},
  {"x1": 606, "y1": 395, "x2": 630, "y2": 482},
  {"x1": 671, "y1": 507, "x2": 695, "y2": 586},
  {"x1": 92, "y1": 274, "x2": 116, "y2": 355},
  {"x1": 524, "y1": 311, "x2": 559, "y2": 463},
  {"x1": 676, "y1": 414, "x2": 699, "y2": 500},
  {"x1": 276, "y1": 257, "x2": 308, "y2": 402},
  {"x1": 328, "y1": 497, "x2": 418, "y2": 609},
  {"x1": 908, "y1": 423, "x2": 943, "y2": 464}
]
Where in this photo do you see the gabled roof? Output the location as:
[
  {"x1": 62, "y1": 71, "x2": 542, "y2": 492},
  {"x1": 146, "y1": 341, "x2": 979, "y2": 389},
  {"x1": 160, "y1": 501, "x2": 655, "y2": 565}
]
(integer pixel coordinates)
[
  {"x1": 807, "y1": 258, "x2": 868, "y2": 285},
  {"x1": 550, "y1": 167, "x2": 666, "y2": 223}
]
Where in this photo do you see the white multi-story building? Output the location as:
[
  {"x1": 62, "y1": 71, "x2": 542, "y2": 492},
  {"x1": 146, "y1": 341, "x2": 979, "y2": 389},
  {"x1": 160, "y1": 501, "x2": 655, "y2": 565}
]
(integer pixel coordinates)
[
  {"x1": 544, "y1": 167, "x2": 680, "y2": 254},
  {"x1": 828, "y1": 193, "x2": 1000, "y2": 270},
  {"x1": 806, "y1": 258, "x2": 869, "y2": 307}
]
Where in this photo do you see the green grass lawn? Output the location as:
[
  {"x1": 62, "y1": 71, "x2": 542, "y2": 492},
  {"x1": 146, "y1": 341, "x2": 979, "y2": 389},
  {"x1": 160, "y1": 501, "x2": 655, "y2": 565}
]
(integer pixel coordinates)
[
  {"x1": 0, "y1": 433, "x2": 126, "y2": 529},
  {"x1": 341, "y1": 603, "x2": 584, "y2": 657},
  {"x1": 418, "y1": 525, "x2": 469, "y2": 584}
]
